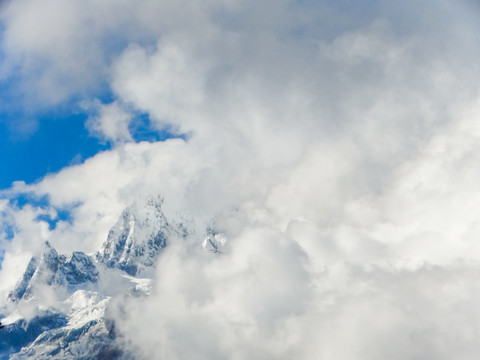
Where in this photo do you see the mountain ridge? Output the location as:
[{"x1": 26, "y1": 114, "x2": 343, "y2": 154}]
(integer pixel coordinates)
[{"x1": 0, "y1": 196, "x2": 212, "y2": 359}]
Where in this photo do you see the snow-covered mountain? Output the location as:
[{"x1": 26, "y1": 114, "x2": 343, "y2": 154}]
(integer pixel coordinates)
[
  {"x1": 0, "y1": 196, "x2": 217, "y2": 359},
  {"x1": 96, "y1": 196, "x2": 190, "y2": 276}
]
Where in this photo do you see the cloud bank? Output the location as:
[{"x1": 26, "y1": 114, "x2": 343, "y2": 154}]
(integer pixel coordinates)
[{"x1": 2, "y1": 0, "x2": 480, "y2": 358}]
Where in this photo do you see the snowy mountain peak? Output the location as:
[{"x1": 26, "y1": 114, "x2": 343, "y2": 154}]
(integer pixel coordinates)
[{"x1": 96, "y1": 196, "x2": 190, "y2": 276}]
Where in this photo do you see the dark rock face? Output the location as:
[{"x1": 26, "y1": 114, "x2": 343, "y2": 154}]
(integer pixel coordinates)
[
  {"x1": 0, "y1": 312, "x2": 68, "y2": 360},
  {"x1": 60, "y1": 252, "x2": 99, "y2": 285}
]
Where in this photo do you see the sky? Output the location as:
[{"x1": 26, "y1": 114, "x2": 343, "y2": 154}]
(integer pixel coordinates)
[{"x1": 2, "y1": 0, "x2": 480, "y2": 358}]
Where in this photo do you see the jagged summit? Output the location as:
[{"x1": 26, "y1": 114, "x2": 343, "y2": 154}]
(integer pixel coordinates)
[
  {"x1": 96, "y1": 196, "x2": 190, "y2": 276},
  {"x1": 8, "y1": 242, "x2": 98, "y2": 303}
]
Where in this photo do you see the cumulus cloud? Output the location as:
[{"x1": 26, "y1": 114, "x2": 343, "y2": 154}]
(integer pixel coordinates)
[
  {"x1": 85, "y1": 100, "x2": 134, "y2": 144},
  {"x1": 2, "y1": 0, "x2": 480, "y2": 358}
]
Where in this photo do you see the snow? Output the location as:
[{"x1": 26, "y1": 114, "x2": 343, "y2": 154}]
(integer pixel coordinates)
[{"x1": 63, "y1": 290, "x2": 109, "y2": 328}]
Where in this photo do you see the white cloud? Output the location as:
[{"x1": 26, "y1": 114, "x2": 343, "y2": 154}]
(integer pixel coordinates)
[
  {"x1": 85, "y1": 100, "x2": 134, "y2": 144},
  {"x1": 111, "y1": 41, "x2": 206, "y2": 134}
]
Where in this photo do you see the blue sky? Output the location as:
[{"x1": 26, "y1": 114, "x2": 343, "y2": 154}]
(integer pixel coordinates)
[
  {"x1": 0, "y1": 109, "x2": 108, "y2": 189},
  {"x1": 0, "y1": 56, "x2": 109, "y2": 189},
  {"x1": 0, "y1": 93, "x2": 180, "y2": 190}
]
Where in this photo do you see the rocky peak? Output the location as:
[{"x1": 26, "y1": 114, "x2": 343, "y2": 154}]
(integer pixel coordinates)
[{"x1": 96, "y1": 196, "x2": 191, "y2": 276}]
